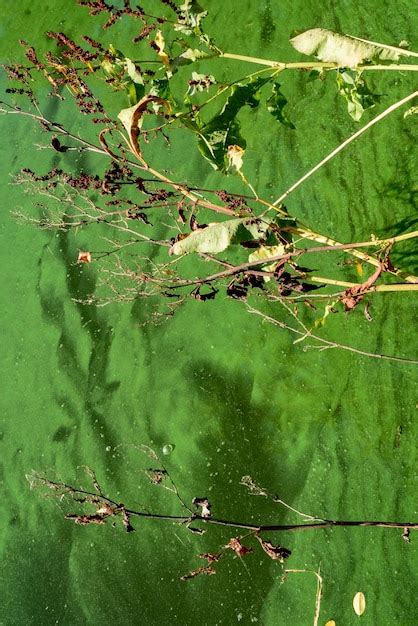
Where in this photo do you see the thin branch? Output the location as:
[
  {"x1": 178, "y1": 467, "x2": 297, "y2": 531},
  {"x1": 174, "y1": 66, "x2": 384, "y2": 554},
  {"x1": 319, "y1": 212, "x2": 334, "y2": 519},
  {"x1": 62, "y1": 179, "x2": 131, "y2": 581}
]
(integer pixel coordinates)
[{"x1": 246, "y1": 304, "x2": 418, "y2": 365}]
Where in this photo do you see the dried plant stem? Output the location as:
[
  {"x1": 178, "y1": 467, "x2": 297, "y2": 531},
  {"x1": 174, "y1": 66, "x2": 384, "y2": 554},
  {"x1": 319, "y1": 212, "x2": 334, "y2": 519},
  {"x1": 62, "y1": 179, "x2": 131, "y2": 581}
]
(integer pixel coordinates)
[
  {"x1": 272, "y1": 90, "x2": 418, "y2": 207},
  {"x1": 34, "y1": 476, "x2": 418, "y2": 532}
]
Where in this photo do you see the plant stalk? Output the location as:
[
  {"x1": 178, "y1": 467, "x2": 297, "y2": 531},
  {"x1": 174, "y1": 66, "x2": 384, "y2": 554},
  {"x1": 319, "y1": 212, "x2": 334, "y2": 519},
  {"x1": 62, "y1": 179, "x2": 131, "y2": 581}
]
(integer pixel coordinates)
[{"x1": 220, "y1": 52, "x2": 418, "y2": 72}]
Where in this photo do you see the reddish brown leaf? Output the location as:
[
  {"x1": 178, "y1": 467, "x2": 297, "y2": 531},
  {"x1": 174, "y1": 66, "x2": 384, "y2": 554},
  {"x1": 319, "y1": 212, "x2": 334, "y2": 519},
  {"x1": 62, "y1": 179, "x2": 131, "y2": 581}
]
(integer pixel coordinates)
[
  {"x1": 225, "y1": 537, "x2": 253, "y2": 557},
  {"x1": 77, "y1": 251, "x2": 92, "y2": 263},
  {"x1": 341, "y1": 264, "x2": 383, "y2": 311},
  {"x1": 199, "y1": 552, "x2": 222, "y2": 564}
]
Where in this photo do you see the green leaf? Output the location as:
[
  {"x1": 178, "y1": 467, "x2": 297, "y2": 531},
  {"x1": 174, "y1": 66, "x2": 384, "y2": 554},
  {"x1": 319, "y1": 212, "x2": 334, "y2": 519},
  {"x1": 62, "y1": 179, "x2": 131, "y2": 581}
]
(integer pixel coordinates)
[
  {"x1": 149, "y1": 78, "x2": 172, "y2": 113},
  {"x1": 169, "y1": 218, "x2": 270, "y2": 255},
  {"x1": 336, "y1": 70, "x2": 380, "y2": 121},
  {"x1": 171, "y1": 47, "x2": 210, "y2": 72},
  {"x1": 290, "y1": 28, "x2": 417, "y2": 67},
  {"x1": 266, "y1": 83, "x2": 295, "y2": 128},
  {"x1": 175, "y1": 0, "x2": 208, "y2": 35},
  {"x1": 196, "y1": 76, "x2": 270, "y2": 171},
  {"x1": 187, "y1": 72, "x2": 216, "y2": 96},
  {"x1": 149, "y1": 78, "x2": 171, "y2": 100},
  {"x1": 126, "y1": 81, "x2": 145, "y2": 106}
]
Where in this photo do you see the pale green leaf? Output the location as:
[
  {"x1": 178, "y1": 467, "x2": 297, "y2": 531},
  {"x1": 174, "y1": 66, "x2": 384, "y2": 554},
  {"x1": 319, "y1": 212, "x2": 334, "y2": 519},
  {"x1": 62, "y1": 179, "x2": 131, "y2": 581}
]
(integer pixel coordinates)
[
  {"x1": 290, "y1": 28, "x2": 417, "y2": 67},
  {"x1": 170, "y1": 218, "x2": 270, "y2": 255},
  {"x1": 336, "y1": 70, "x2": 380, "y2": 121},
  {"x1": 170, "y1": 219, "x2": 245, "y2": 255},
  {"x1": 248, "y1": 244, "x2": 285, "y2": 282},
  {"x1": 179, "y1": 48, "x2": 209, "y2": 63},
  {"x1": 175, "y1": 0, "x2": 207, "y2": 35},
  {"x1": 125, "y1": 58, "x2": 144, "y2": 85}
]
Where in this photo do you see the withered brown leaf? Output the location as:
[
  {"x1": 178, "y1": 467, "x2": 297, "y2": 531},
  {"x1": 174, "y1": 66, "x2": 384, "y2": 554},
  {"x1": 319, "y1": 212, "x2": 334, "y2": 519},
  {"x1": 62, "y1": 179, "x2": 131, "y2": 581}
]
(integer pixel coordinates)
[
  {"x1": 256, "y1": 536, "x2": 291, "y2": 563},
  {"x1": 225, "y1": 537, "x2": 253, "y2": 557},
  {"x1": 180, "y1": 565, "x2": 216, "y2": 581}
]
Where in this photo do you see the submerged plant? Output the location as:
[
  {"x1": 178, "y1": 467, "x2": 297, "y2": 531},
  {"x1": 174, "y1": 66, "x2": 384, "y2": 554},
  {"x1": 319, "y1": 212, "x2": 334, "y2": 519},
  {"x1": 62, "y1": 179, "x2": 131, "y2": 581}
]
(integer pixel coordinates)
[{"x1": 2, "y1": 0, "x2": 418, "y2": 362}]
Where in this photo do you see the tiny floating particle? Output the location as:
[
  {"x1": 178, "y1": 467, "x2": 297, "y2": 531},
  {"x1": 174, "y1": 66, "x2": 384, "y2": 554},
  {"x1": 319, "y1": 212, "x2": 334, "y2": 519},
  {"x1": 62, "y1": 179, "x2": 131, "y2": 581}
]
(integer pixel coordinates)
[
  {"x1": 353, "y1": 591, "x2": 366, "y2": 616},
  {"x1": 162, "y1": 444, "x2": 174, "y2": 456}
]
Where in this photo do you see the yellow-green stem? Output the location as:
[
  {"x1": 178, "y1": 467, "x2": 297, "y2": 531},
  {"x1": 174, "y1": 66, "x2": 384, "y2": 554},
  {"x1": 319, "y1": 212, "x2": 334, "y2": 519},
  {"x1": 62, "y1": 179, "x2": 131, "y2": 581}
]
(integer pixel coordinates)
[
  {"x1": 220, "y1": 52, "x2": 418, "y2": 72},
  {"x1": 311, "y1": 276, "x2": 418, "y2": 292}
]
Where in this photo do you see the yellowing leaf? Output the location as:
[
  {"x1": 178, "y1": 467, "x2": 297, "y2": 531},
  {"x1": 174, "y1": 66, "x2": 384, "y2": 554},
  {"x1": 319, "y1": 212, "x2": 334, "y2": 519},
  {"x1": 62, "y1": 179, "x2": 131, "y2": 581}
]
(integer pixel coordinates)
[
  {"x1": 353, "y1": 591, "x2": 366, "y2": 616},
  {"x1": 290, "y1": 28, "x2": 417, "y2": 67},
  {"x1": 325, "y1": 621, "x2": 336, "y2": 626},
  {"x1": 248, "y1": 244, "x2": 285, "y2": 281},
  {"x1": 226, "y1": 144, "x2": 245, "y2": 173},
  {"x1": 154, "y1": 30, "x2": 170, "y2": 66}
]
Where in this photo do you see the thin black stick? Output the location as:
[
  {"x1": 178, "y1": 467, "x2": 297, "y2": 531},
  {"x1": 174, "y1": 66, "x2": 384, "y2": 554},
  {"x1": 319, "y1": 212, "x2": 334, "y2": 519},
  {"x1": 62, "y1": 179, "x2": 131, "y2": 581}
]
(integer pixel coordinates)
[{"x1": 36, "y1": 477, "x2": 417, "y2": 533}]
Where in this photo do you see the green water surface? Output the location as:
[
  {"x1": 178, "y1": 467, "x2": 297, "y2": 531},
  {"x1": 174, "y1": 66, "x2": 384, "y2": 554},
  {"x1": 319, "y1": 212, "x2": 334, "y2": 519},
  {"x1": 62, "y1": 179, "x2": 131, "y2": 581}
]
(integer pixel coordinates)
[{"x1": 0, "y1": 1, "x2": 417, "y2": 625}]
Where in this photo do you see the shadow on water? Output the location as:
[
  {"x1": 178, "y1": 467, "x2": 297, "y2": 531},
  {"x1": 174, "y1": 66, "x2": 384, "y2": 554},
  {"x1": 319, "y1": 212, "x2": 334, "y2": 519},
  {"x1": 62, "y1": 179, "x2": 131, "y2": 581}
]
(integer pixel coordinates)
[
  {"x1": 36, "y1": 221, "x2": 124, "y2": 473},
  {"x1": 185, "y1": 359, "x2": 318, "y2": 521}
]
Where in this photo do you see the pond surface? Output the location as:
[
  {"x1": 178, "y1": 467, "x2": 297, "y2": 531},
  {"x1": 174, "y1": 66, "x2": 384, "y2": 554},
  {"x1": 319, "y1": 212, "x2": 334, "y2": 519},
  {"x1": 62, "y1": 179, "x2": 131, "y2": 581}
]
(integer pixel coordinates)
[{"x1": 0, "y1": 1, "x2": 417, "y2": 624}]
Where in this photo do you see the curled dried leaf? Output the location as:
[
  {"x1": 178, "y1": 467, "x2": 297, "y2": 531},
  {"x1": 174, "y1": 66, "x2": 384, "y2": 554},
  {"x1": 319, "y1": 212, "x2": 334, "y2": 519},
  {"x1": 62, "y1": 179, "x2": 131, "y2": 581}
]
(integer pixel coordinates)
[
  {"x1": 122, "y1": 508, "x2": 135, "y2": 533},
  {"x1": 181, "y1": 565, "x2": 216, "y2": 581},
  {"x1": 118, "y1": 95, "x2": 171, "y2": 159},
  {"x1": 145, "y1": 468, "x2": 167, "y2": 485},
  {"x1": 341, "y1": 264, "x2": 383, "y2": 311},
  {"x1": 256, "y1": 536, "x2": 291, "y2": 563},
  {"x1": 199, "y1": 552, "x2": 222, "y2": 564}
]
